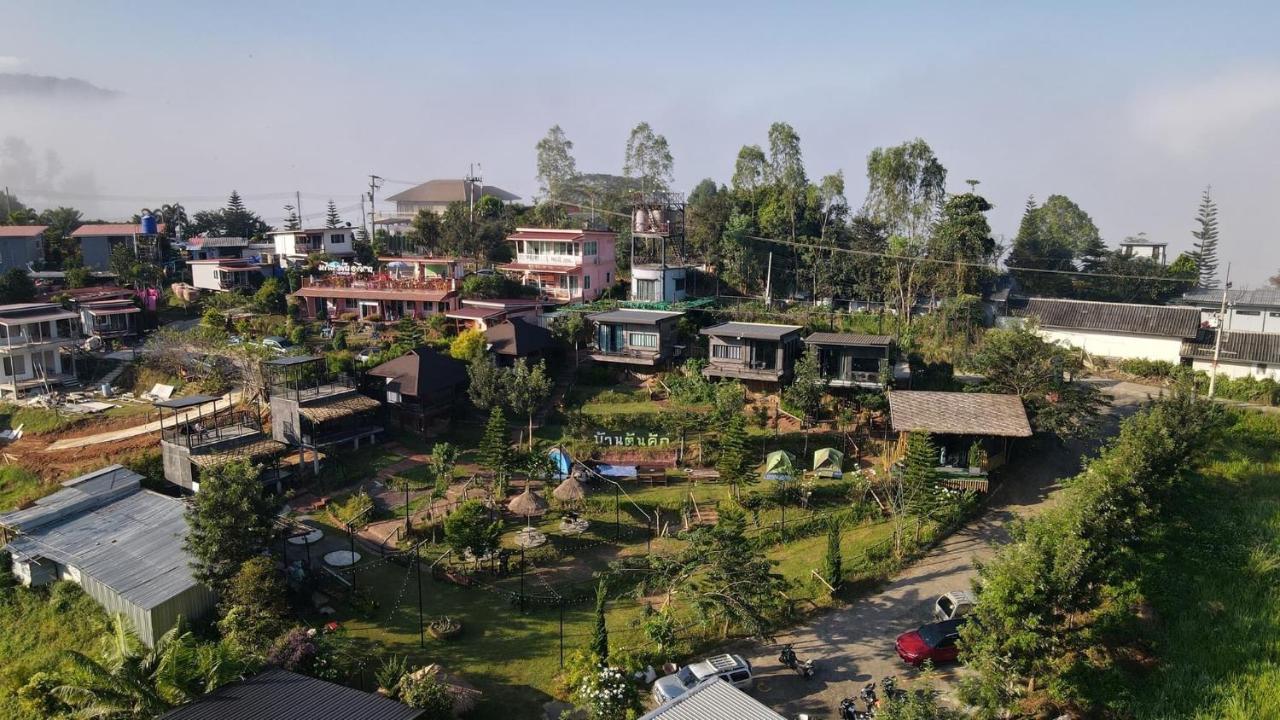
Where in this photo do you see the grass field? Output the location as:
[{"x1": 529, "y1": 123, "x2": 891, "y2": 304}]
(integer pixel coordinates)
[
  {"x1": 1106, "y1": 411, "x2": 1280, "y2": 719},
  {"x1": 0, "y1": 582, "x2": 111, "y2": 720}
]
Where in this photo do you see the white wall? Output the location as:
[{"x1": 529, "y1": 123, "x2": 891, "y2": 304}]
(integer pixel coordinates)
[
  {"x1": 321, "y1": 229, "x2": 354, "y2": 255},
  {"x1": 1038, "y1": 328, "x2": 1185, "y2": 363},
  {"x1": 190, "y1": 263, "x2": 221, "y2": 291},
  {"x1": 1191, "y1": 358, "x2": 1280, "y2": 381}
]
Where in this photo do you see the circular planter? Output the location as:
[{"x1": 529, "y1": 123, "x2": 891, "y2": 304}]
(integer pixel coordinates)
[
  {"x1": 427, "y1": 617, "x2": 463, "y2": 641},
  {"x1": 323, "y1": 550, "x2": 362, "y2": 567}
]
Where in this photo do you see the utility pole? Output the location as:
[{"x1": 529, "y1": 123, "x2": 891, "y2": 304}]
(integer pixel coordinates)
[
  {"x1": 295, "y1": 191, "x2": 303, "y2": 229},
  {"x1": 1208, "y1": 264, "x2": 1233, "y2": 398},
  {"x1": 465, "y1": 164, "x2": 483, "y2": 265},
  {"x1": 367, "y1": 175, "x2": 383, "y2": 243},
  {"x1": 764, "y1": 251, "x2": 773, "y2": 307}
]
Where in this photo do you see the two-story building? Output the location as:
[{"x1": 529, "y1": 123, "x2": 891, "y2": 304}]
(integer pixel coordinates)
[
  {"x1": 265, "y1": 356, "x2": 383, "y2": 473},
  {"x1": 497, "y1": 228, "x2": 616, "y2": 303},
  {"x1": 293, "y1": 273, "x2": 460, "y2": 321},
  {"x1": 1118, "y1": 235, "x2": 1168, "y2": 265},
  {"x1": 588, "y1": 309, "x2": 684, "y2": 367},
  {"x1": 188, "y1": 258, "x2": 265, "y2": 293},
  {"x1": 802, "y1": 332, "x2": 894, "y2": 389},
  {"x1": 50, "y1": 286, "x2": 141, "y2": 349},
  {"x1": 158, "y1": 395, "x2": 289, "y2": 493},
  {"x1": 384, "y1": 179, "x2": 519, "y2": 217},
  {"x1": 70, "y1": 223, "x2": 166, "y2": 271},
  {"x1": 1179, "y1": 287, "x2": 1280, "y2": 335},
  {"x1": 184, "y1": 236, "x2": 250, "y2": 261},
  {"x1": 0, "y1": 225, "x2": 45, "y2": 273},
  {"x1": 699, "y1": 322, "x2": 804, "y2": 385},
  {"x1": 0, "y1": 302, "x2": 81, "y2": 398},
  {"x1": 266, "y1": 228, "x2": 357, "y2": 267}
]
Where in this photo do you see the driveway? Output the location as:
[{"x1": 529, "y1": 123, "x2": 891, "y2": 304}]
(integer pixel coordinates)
[{"x1": 733, "y1": 381, "x2": 1160, "y2": 718}]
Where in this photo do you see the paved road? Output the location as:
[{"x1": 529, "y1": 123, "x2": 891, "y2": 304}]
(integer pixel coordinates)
[
  {"x1": 42, "y1": 390, "x2": 244, "y2": 451},
  {"x1": 733, "y1": 381, "x2": 1160, "y2": 719}
]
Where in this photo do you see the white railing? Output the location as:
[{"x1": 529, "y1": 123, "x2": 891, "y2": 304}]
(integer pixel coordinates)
[{"x1": 516, "y1": 253, "x2": 580, "y2": 267}]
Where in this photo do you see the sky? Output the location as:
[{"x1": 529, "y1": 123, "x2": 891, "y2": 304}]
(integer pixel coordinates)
[{"x1": 1, "y1": 0, "x2": 1279, "y2": 284}]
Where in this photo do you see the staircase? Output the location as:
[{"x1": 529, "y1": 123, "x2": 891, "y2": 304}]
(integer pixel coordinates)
[{"x1": 683, "y1": 494, "x2": 719, "y2": 530}]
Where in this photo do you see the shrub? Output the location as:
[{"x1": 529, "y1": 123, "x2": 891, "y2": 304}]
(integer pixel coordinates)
[
  {"x1": 398, "y1": 673, "x2": 455, "y2": 717},
  {"x1": 449, "y1": 328, "x2": 486, "y2": 361},
  {"x1": 331, "y1": 490, "x2": 375, "y2": 528},
  {"x1": 1117, "y1": 358, "x2": 1175, "y2": 378}
]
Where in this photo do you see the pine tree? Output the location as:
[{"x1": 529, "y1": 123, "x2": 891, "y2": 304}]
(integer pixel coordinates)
[
  {"x1": 325, "y1": 199, "x2": 342, "y2": 229},
  {"x1": 590, "y1": 577, "x2": 609, "y2": 662},
  {"x1": 479, "y1": 407, "x2": 512, "y2": 492},
  {"x1": 902, "y1": 431, "x2": 941, "y2": 516},
  {"x1": 282, "y1": 204, "x2": 300, "y2": 231},
  {"x1": 227, "y1": 190, "x2": 247, "y2": 213},
  {"x1": 1191, "y1": 186, "x2": 1219, "y2": 288},
  {"x1": 716, "y1": 414, "x2": 752, "y2": 497},
  {"x1": 822, "y1": 518, "x2": 844, "y2": 592}
]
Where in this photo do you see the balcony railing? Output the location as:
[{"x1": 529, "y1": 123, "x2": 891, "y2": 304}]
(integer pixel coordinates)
[
  {"x1": 302, "y1": 275, "x2": 454, "y2": 292},
  {"x1": 0, "y1": 332, "x2": 77, "y2": 349},
  {"x1": 269, "y1": 374, "x2": 357, "y2": 404},
  {"x1": 514, "y1": 253, "x2": 581, "y2": 267}
]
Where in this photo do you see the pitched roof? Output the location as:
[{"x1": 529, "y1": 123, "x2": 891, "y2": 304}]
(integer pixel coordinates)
[
  {"x1": 1182, "y1": 330, "x2": 1280, "y2": 366},
  {"x1": 1019, "y1": 298, "x2": 1200, "y2": 338},
  {"x1": 700, "y1": 322, "x2": 803, "y2": 341},
  {"x1": 71, "y1": 223, "x2": 167, "y2": 236},
  {"x1": 367, "y1": 347, "x2": 467, "y2": 397},
  {"x1": 0, "y1": 225, "x2": 47, "y2": 238},
  {"x1": 889, "y1": 391, "x2": 1032, "y2": 437},
  {"x1": 0, "y1": 465, "x2": 206, "y2": 610},
  {"x1": 639, "y1": 679, "x2": 785, "y2": 720},
  {"x1": 804, "y1": 332, "x2": 893, "y2": 347},
  {"x1": 1180, "y1": 286, "x2": 1280, "y2": 309},
  {"x1": 507, "y1": 227, "x2": 615, "y2": 241},
  {"x1": 485, "y1": 317, "x2": 553, "y2": 357},
  {"x1": 159, "y1": 668, "x2": 422, "y2": 720},
  {"x1": 385, "y1": 179, "x2": 519, "y2": 205},
  {"x1": 589, "y1": 308, "x2": 684, "y2": 325}
]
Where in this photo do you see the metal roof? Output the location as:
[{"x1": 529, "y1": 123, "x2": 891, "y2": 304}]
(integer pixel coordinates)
[
  {"x1": 889, "y1": 391, "x2": 1033, "y2": 437},
  {"x1": 1182, "y1": 330, "x2": 1280, "y2": 366},
  {"x1": 385, "y1": 179, "x2": 519, "y2": 205},
  {"x1": 700, "y1": 322, "x2": 803, "y2": 341},
  {"x1": 804, "y1": 332, "x2": 893, "y2": 347},
  {"x1": 0, "y1": 302, "x2": 79, "y2": 323},
  {"x1": 1, "y1": 466, "x2": 204, "y2": 610},
  {"x1": 0, "y1": 225, "x2": 48, "y2": 238},
  {"x1": 154, "y1": 394, "x2": 219, "y2": 409},
  {"x1": 589, "y1": 309, "x2": 684, "y2": 325},
  {"x1": 264, "y1": 355, "x2": 323, "y2": 367},
  {"x1": 71, "y1": 223, "x2": 166, "y2": 236},
  {"x1": 367, "y1": 347, "x2": 467, "y2": 397},
  {"x1": 639, "y1": 679, "x2": 784, "y2": 720},
  {"x1": 1019, "y1": 298, "x2": 1200, "y2": 338},
  {"x1": 1180, "y1": 286, "x2": 1280, "y2": 309},
  {"x1": 160, "y1": 668, "x2": 423, "y2": 720}
]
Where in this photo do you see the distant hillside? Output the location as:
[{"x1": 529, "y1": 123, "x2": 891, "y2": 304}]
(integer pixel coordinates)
[{"x1": 0, "y1": 73, "x2": 118, "y2": 99}]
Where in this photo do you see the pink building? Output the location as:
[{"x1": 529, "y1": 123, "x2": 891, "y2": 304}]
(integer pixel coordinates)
[{"x1": 497, "y1": 228, "x2": 616, "y2": 303}]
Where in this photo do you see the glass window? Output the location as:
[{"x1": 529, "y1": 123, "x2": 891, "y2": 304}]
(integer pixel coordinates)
[
  {"x1": 674, "y1": 276, "x2": 686, "y2": 291},
  {"x1": 1269, "y1": 312, "x2": 1280, "y2": 318},
  {"x1": 712, "y1": 343, "x2": 742, "y2": 360},
  {"x1": 584, "y1": 275, "x2": 591, "y2": 290},
  {"x1": 583, "y1": 240, "x2": 597, "y2": 256},
  {"x1": 1236, "y1": 310, "x2": 1261, "y2": 316},
  {"x1": 328, "y1": 233, "x2": 346, "y2": 244},
  {"x1": 629, "y1": 332, "x2": 657, "y2": 348}
]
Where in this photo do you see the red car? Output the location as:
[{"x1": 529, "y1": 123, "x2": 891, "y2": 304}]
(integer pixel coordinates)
[{"x1": 895, "y1": 618, "x2": 965, "y2": 666}]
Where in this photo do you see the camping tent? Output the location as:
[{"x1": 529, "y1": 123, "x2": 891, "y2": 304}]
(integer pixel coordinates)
[
  {"x1": 763, "y1": 450, "x2": 796, "y2": 481},
  {"x1": 813, "y1": 447, "x2": 844, "y2": 478},
  {"x1": 548, "y1": 447, "x2": 572, "y2": 479}
]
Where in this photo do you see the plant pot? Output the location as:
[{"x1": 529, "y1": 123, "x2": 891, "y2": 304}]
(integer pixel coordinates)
[{"x1": 428, "y1": 618, "x2": 463, "y2": 640}]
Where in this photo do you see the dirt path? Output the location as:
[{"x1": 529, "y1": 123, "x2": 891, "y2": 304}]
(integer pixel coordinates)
[
  {"x1": 730, "y1": 380, "x2": 1160, "y2": 718},
  {"x1": 41, "y1": 390, "x2": 244, "y2": 451}
]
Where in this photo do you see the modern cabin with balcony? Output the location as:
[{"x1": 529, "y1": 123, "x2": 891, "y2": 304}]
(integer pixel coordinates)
[
  {"x1": 188, "y1": 258, "x2": 263, "y2": 293},
  {"x1": 0, "y1": 303, "x2": 80, "y2": 398},
  {"x1": 497, "y1": 228, "x2": 616, "y2": 303},
  {"x1": 81, "y1": 299, "x2": 141, "y2": 348},
  {"x1": 157, "y1": 395, "x2": 290, "y2": 493},
  {"x1": 265, "y1": 356, "x2": 383, "y2": 472},
  {"x1": 367, "y1": 347, "x2": 468, "y2": 434},
  {"x1": 589, "y1": 309, "x2": 684, "y2": 367},
  {"x1": 699, "y1": 322, "x2": 803, "y2": 385},
  {"x1": 0, "y1": 225, "x2": 46, "y2": 273},
  {"x1": 266, "y1": 228, "x2": 357, "y2": 267},
  {"x1": 293, "y1": 274, "x2": 460, "y2": 322},
  {"x1": 71, "y1": 223, "x2": 166, "y2": 271},
  {"x1": 803, "y1": 332, "x2": 894, "y2": 389}
]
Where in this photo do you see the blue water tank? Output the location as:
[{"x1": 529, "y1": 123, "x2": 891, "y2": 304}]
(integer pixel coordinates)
[{"x1": 140, "y1": 213, "x2": 158, "y2": 235}]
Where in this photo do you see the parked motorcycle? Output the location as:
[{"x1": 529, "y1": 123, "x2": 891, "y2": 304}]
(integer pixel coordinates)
[
  {"x1": 860, "y1": 681, "x2": 879, "y2": 712},
  {"x1": 777, "y1": 644, "x2": 815, "y2": 679},
  {"x1": 880, "y1": 675, "x2": 906, "y2": 703},
  {"x1": 838, "y1": 696, "x2": 873, "y2": 720}
]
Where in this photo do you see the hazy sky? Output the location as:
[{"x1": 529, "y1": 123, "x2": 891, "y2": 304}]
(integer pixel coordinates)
[{"x1": 2, "y1": 1, "x2": 1279, "y2": 283}]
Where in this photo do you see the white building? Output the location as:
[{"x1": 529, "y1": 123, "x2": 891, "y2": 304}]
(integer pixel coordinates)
[
  {"x1": 266, "y1": 227, "x2": 357, "y2": 267},
  {"x1": 1182, "y1": 329, "x2": 1280, "y2": 380},
  {"x1": 188, "y1": 258, "x2": 265, "y2": 292},
  {"x1": 1179, "y1": 287, "x2": 1280, "y2": 335},
  {"x1": 0, "y1": 302, "x2": 81, "y2": 398},
  {"x1": 1018, "y1": 297, "x2": 1201, "y2": 363},
  {"x1": 1118, "y1": 235, "x2": 1168, "y2": 265},
  {"x1": 631, "y1": 264, "x2": 690, "y2": 303}
]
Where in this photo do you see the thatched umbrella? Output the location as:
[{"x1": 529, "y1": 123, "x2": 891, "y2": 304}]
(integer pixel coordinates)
[
  {"x1": 552, "y1": 475, "x2": 587, "y2": 504},
  {"x1": 507, "y1": 481, "x2": 549, "y2": 524}
]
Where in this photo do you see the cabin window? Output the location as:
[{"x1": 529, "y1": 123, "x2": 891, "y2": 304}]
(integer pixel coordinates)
[
  {"x1": 3, "y1": 355, "x2": 25, "y2": 376},
  {"x1": 583, "y1": 241, "x2": 598, "y2": 256},
  {"x1": 628, "y1": 332, "x2": 657, "y2": 349},
  {"x1": 1236, "y1": 310, "x2": 1261, "y2": 316},
  {"x1": 328, "y1": 233, "x2": 347, "y2": 245},
  {"x1": 583, "y1": 275, "x2": 591, "y2": 290},
  {"x1": 712, "y1": 343, "x2": 742, "y2": 360},
  {"x1": 674, "y1": 276, "x2": 686, "y2": 292},
  {"x1": 1269, "y1": 312, "x2": 1280, "y2": 318}
]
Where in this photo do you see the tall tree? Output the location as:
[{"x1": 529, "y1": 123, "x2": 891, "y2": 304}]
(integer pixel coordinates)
[
  {"x1": 783, "y1": 349, "x2": 827, "y2": 423},
  {"x1": 622, "y1": 121, "x2": 674, "y2": 194},
  {"x1": 282, "y1": 204, "x2": 300, "y2": 231},
  {"x1": 409, "y1": 208, "x2": 443, "y2": 254},
  {"x1": 506, "y1": 359, "x2": 553, "y2": 450},
  {"x1": 715, "y1": 414, "x2": 753, "y2": 498},
  {"x1": 822, "y1": 518, "x2": 844, "y2": 592},
  {"x1": 902, "y1": 431, "x2": 941, "y2": 516},
  {"x1": 767, "y1": 122, "x2": 806, "y2": 242},
  {"x1": 862, "y1": 138, "x2": 947, "y2": 244},
  {"x1": 1007, "y1": 195, "x2": 1075, "y2": 297},
  {"x1": 929, "y1": 192, "x2": 995, "y2": 295},
  {"x1": 184, "y1": 460, "x2": 275, "y2": 592},
  {"x1": 535, "y1": 125, "x2": 579, "y2": 200},
  {"x1": 324, "y1": 199, "x2": 342, "y2": 229},
  {"x1": 479, "y1": 407, "x2": 513, "y2": 483},
  {"x1": 1191, "y1": 186, "x2": 1220, "y2": 287},
  {"x1": 684, "y1": 507, "x2": 788, "y2": 639},
  {"x1": 731, "y1": 145, "x2": 768, "y2": 198},
  {"x1": 590, "y1": 577, "x2": 610, "y2": 661},
  {"x1": 467, "y1": 356, "x2": 508, "y2": 410}
]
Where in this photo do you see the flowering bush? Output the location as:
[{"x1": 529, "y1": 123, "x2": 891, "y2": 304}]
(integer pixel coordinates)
[{"x1": 574, "y1": 665, "x2": 640, "y2": 720}]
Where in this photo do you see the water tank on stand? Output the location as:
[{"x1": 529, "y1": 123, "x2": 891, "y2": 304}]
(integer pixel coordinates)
[{"x1": 140, "y1": 212, "x2": 158, "y2": 235}]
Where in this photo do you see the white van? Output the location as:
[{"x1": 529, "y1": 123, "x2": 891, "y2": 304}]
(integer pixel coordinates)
[{"x1": 651, "y1": 654, "x2": 754, "y2": 704}]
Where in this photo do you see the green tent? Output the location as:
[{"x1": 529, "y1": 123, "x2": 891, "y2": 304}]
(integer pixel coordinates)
[
  {"x1": 813, "y1": 447, "x2": 844, "y2": 478},
  {"x1": 763, "y1": 450, "x2": 796, "y2": 480}
]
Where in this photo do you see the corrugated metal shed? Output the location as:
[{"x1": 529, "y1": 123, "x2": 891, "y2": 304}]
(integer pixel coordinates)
[
  {"x1": 1182, "y1": 329, "x2": 1280, "y2": 365},
  {"x1": 1019, "y1": 298, "x2": 1200, "y2": 338},
  {"x1": 700, "y1": 322, "x2": 803, "y2": 341},
  {"x1": 160, "y1": 668, "x2": 423, "y2": 720},
  {"x1": 639, "y1": 679, "x2": 785, "y2": 720}
]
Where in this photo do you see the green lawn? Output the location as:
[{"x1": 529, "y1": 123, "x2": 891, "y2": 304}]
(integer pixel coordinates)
[
  {"x1": 1103, "y1": 411, "x2": 1280, "y2": 719},
  {"x1": 0, "y1": 466, "x2": 43, "y2": 513}
]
